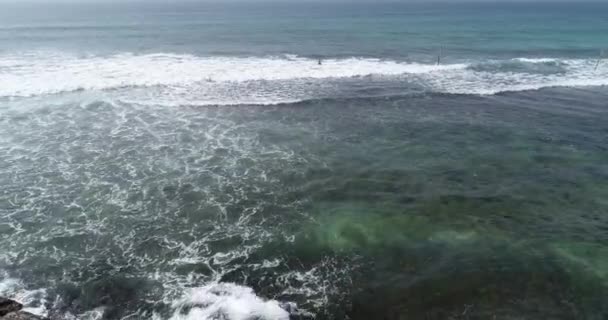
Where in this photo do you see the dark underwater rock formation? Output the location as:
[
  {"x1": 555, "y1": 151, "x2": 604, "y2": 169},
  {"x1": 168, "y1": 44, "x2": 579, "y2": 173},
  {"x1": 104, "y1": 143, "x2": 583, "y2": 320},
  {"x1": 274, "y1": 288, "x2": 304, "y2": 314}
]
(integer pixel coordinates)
[
  {"x1": 0, "y1": 298, "x2": 22, "y2": 317},
  {"x1": 0, "y1": 298, "x2": 47, "y2": 320}
]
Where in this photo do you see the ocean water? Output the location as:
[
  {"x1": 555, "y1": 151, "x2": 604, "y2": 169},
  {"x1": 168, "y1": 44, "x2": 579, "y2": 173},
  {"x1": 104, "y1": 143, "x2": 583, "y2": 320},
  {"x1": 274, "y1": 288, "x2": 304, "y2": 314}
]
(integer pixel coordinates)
[{"x1": 0, "y1": 1, "x2": 608, "y2": 319}]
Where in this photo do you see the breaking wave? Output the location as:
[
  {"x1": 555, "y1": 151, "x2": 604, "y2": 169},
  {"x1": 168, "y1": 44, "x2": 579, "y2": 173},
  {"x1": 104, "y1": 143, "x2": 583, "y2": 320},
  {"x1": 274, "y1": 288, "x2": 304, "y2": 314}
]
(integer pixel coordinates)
[
  {"x1": 155, "y1": 283, "x2": 290, "y2": 320},
  {"x1": 0, "y1": 51, "x2": 606, "y2": 105}
]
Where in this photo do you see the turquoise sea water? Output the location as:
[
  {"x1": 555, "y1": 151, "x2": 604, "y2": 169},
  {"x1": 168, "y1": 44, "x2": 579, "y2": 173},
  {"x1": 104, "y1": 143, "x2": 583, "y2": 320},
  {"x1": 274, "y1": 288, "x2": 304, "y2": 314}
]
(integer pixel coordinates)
[
  {"x1": 0, "y1": 2, "x2": 608, "y2": 319},
  {"x1": 1, "y1": 2, "x2": 607, "y2": 59}
]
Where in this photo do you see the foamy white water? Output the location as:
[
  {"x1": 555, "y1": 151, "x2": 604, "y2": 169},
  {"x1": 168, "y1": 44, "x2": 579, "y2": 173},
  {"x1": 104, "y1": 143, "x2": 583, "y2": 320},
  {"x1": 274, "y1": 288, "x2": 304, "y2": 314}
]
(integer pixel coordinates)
[
  {"x1": 0, "y1": 52, "x2": 462, "y2": 97},
  {"x1": 0, "y1": 275, "x2": 48, "y2": 317},
  {"x1": 0, "y1": 52, "x2": 607, "y2": 105},
  {"x1": 156, "y1": 283, "x2": 290, "y2": 320},
  {"x1": 433, "y1": 58, "x2": 608, "y2": 95},
  {"x1": 1, "y1": 274, "x2": 294, "y2": 320}
]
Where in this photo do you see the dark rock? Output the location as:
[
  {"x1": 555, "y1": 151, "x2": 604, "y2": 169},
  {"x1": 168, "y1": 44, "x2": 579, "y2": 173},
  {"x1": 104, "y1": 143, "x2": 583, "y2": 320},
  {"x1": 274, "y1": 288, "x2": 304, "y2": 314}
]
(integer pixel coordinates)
[
  {"x1": 0, "y1": 298, "x2": 47, "y2": 320},
  {"x1": 0, "y1": 298, "x2": 22, "y2": 316}
]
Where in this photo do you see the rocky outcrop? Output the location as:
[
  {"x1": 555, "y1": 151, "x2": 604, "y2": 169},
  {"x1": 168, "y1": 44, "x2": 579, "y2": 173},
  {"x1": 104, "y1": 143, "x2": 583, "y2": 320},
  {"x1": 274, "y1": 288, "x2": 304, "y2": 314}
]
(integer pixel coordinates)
[
  {"x1": 0, "y1": 298, "x2": 47, "y2": 320},
  {"x1": 0, "y1": 298, "x2": 22, "y2": 317}
]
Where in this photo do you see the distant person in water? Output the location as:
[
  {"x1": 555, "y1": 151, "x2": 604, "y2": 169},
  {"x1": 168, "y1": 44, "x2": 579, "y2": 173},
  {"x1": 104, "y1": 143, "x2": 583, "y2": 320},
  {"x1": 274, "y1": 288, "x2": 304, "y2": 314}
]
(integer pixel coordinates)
[{"x1": 318, "y1": 58, "x2": 322, "y2": 65}]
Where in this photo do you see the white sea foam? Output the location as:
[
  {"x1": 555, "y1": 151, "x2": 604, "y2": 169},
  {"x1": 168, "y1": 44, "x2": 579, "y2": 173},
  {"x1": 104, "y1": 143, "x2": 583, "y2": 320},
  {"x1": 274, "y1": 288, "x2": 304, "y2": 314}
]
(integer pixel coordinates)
[
  {"x1": 0, "y1": 275, "x2": 292, "y2": 320},
  {"x1": 512, "y1": 57, "x2": 560, "y2": 63},
  {"x1": 157, "y1": 283, "x2": 290, "y2": 320},
  {"x1": 430, "y1": 58, "x2": 608, "y2": 95},
  {"x1": 0, "y1": 52, "x2": 606, "y2": 105},
  {"x1": 0, "y1": 275, "x2": 48, "y2": 317},
  {"x1": 0, "y1": 52, "x2": 462, "y2": 98}
]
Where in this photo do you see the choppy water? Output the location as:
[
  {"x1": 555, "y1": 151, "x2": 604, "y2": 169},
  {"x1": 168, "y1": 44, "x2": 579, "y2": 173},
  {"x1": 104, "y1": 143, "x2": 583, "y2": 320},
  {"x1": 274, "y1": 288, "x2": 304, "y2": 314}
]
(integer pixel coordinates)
[{"x1": 1, "y1": 1, "x2": 608, "y2": 320}]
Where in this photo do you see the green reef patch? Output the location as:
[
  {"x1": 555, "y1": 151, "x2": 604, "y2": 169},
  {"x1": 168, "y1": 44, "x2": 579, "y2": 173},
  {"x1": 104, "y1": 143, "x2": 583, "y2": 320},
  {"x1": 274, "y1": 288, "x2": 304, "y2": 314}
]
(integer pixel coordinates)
[{"x1": 286, "y1": 200, "x2": 608, "y2": 319}]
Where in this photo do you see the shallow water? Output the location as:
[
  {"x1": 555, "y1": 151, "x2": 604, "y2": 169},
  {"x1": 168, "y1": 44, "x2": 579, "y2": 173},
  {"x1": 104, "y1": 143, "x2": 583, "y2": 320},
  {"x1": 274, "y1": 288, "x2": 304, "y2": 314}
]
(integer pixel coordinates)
[
  {"x1": 1, "y1": 1, "x2": 608, "y2": 319},
  {"x1": 2, "y1": 88, "x2": 608, "y2": 319}
]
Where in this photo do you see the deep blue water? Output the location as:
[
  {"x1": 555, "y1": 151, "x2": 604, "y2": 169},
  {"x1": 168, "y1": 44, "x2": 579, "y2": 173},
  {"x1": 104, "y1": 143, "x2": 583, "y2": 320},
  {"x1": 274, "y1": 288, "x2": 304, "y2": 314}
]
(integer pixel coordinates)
[
  {"x1": 0, "y1": 2, "x2": 608, "y2": 320},
  {"x1": 1, "y1": 2, "x2": 607, "y2": 59}
]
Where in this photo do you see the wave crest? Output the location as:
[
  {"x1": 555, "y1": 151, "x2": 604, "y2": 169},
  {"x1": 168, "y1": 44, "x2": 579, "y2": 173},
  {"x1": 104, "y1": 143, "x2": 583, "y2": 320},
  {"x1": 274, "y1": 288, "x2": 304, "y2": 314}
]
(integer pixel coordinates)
[
  {"x1": 156, "y1": 283, "x2": 290, "y2": 320},
  {"x1": 1, "y1": 52, "x2": 606, "y2": 105}
]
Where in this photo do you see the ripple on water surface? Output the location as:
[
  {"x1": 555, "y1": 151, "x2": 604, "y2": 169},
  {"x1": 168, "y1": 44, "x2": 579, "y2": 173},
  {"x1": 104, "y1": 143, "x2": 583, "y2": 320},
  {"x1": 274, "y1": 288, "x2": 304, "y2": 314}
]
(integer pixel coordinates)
[{"x1": 0, "y1": 89, "x2": 608, "y2": 319}]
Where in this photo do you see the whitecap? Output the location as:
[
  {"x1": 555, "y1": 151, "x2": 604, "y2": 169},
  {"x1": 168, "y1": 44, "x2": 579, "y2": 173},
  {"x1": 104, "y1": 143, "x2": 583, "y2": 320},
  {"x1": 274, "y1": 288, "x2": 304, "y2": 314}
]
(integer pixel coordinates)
[
  {"x1": 0, "y1": 52, "x2": 464, "y2": 98},
  {"x1": 158, "y1": 283, "x2": 290, "y2": 320},
  {"x1": 0, "y1": 51, "x2": 606, "y2": 105}
]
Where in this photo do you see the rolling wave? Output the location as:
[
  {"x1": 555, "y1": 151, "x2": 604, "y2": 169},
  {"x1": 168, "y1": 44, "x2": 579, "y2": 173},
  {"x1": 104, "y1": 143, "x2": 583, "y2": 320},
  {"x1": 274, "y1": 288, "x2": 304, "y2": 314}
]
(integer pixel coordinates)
[
  {"x1": 0, "y1": 52, "x2": 606, "y2": 105},
  {"x1": 155, "y1": 283, "x2": 290, "y2": 320}
]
